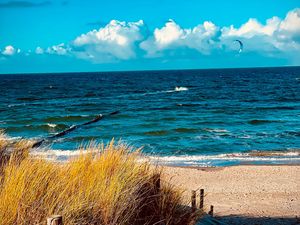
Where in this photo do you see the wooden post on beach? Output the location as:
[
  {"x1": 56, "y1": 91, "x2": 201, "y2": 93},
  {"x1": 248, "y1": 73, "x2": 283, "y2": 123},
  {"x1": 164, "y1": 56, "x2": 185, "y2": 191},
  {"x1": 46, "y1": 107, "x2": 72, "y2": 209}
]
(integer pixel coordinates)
[
  {"x1": 199, "y1": 189, "x2": 204, "y2": 210},
  {"x1": 47, "y1": 215, "x2": 63, "y2": 225},
  {"x1": 191, "y1": 190, "x2": 196, "y2": 212},
  {"x1": 209, "y1": 205, "x2": 214, "y2": 217}
]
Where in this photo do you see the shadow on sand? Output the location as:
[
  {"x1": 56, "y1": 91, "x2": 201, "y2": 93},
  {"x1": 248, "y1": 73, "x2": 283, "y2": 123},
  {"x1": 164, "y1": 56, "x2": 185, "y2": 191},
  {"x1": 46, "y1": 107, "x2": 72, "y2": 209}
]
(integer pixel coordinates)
[{"x1": 198, "y1": 214, "x2": 300, "y2": 225}]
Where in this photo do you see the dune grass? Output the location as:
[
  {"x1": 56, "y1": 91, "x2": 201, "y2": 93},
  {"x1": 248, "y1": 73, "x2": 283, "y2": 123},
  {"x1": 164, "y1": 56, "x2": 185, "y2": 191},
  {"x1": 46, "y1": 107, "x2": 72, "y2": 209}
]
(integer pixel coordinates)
[{"x1": 0, "y1": 132, "x2": 197, "y2": 225}]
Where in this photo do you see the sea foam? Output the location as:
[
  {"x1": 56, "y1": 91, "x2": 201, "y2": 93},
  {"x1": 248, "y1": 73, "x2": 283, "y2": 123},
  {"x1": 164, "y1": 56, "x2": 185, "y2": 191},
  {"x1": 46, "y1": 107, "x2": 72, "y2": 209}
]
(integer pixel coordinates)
[{"x1": 145, "y1": 151, "x2": 300, "y2": 166}]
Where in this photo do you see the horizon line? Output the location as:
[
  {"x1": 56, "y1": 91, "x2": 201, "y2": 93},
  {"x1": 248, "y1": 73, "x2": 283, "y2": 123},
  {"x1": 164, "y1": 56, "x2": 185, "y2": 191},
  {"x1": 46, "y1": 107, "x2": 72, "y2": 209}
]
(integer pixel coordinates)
[{"x1": 0, "y1": 65, "x2": 299, "y2": 76}]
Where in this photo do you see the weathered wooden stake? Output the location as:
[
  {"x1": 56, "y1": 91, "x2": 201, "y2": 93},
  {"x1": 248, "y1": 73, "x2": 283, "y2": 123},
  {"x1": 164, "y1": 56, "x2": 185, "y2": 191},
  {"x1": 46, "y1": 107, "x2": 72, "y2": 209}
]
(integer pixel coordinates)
[
  {"x1": 47, "y1": 215, "x2": 63, "y2": 225},
  {"x1": 209, "y1": 205, "x2": 214, "y2": 217},
  {"x1": 199, "y1": 189, "x2": 204, "y2": 209},
  {"x1": 191, "y1": 190, "x2": 196, "y2": 212}
]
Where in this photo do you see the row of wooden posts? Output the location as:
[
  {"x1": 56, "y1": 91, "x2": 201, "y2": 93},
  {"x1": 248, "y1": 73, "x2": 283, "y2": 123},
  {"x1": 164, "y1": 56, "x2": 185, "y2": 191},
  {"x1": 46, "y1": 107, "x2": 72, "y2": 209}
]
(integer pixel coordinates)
[
  {"x1": 191, "y1": 189, "x2": 214, "y2": 216},
  {"x1": 46, "y1": 176, "x2": 214, "y2": 225}
]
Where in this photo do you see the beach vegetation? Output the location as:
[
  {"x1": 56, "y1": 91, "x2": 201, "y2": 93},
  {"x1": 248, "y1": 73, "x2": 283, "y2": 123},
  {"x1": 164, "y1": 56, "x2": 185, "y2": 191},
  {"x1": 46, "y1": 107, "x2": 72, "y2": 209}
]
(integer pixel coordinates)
[{"x1": 0, "y1": 132, "x2": 197, "y2": 225}]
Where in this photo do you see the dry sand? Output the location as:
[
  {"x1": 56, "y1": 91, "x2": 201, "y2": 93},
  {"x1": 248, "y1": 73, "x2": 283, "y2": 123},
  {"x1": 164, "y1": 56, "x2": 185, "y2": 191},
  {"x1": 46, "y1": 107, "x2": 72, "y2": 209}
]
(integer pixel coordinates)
[{"x1": 163, "y1": 165, "x2": 300, "y2": 224}]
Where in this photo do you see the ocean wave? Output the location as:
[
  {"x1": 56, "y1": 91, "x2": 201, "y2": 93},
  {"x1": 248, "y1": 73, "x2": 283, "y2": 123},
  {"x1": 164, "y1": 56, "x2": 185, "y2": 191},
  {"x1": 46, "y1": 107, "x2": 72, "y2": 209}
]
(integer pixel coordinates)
[
  {"x1": 203, "y1": 128, "x2": 229, "y2": 133},
  {"x1": 176, "y1": 103, "x2": 201, "y2": 107},
  {"x1": 47, "y1": 123, "x2": 57, "y2": 128},
  {"x1": 144, "y1": 86, "x2": 189, "y2": 95},
  {"x1": 150, "y1": 106, "x2": 174, "y2": 111},
  {"x1": 237, "y1": 134, "x2": 252, "y2": 139},
  {"x1": 5, "y1": 124, "x2": 69, "y2": 132},
  {"x1": 248, "y1": 119, "x2": 279, "y2": 125},
  {"x1": 8, "y1": 103, "x2": 26, "y2": 108},
  {"x1": 30, "y1": 148, "x2": 300, "y2": 165},
  {"x1": 246, "y1": 150, "x2": 300, "y2": 156},
  {"x1": 116, "y1": 86, "x2": 189, "y2": 98},
  {"x1": 255, "y1": 106, "x2": 297, "y2": 110},
  {"x1": 30, "y1": 149, "x2": 89, "y2": 161},
  {"x1": 283, "y1": 131, "x2": 300, "y2": 137},
  {"x1": 0, "y1": 135, "x2": 23, "y2": 141},
  {"x1": 62, "y1": 135, "x2": 103, "y2": 142},
  {"x1": 173, "y1": 128, "x2": 198, "y2": 133},
  {"x1": 144, "y1": 130, "x2": 169, "y2": 136},
  {"x1": 146, "y1": 150, "x2": 300, "y2": 166},
  {"x1": 44, "y1": 115, "x2": 91, "y2": 123},
  {"x1": 16, "y1": 97, "x2": 40, "y2": 101},
  {"x1": 174, "y1": 87, "x2": 188, "y2": 92}
]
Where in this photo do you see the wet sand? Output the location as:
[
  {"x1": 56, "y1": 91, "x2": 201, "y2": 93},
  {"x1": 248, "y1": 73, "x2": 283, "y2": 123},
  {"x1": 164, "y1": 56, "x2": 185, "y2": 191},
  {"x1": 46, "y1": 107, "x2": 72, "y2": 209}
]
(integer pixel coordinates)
[{"x1": 163, "y1": 165, "x2": 300, "y2": 224}]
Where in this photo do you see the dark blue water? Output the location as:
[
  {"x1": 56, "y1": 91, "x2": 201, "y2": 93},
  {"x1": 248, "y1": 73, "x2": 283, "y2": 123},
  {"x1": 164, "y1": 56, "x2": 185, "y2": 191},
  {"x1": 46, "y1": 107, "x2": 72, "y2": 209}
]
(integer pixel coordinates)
[{"x1": 1, "y1": 67, "x2": 300, "y2": 166}]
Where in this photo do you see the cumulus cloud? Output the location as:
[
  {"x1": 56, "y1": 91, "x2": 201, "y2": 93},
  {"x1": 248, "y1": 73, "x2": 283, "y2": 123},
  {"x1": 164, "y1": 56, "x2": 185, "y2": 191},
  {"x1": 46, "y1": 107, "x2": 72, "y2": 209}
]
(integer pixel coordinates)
[
  {"x1": 1, "y1": 45, "x2": 20, "y2": 56},
  {"x1": 141, "y1": 8, "x2": 300, "y2": 57},
  {"x1": 277, "y1": 9, "x2": 300, "y2": 45},
  {"x1": 72, "y1": 20, "x2": 147, "y2": 62},
  {"x1": 140, "y1": 20, "x2": 221, "y2": 56},
  {"x1": 221, "y1": 8, "x2": 300, "y2": 54},
  {"x1": 34, "y1": 8, "x2": 300, "y2": 64},
  {"x1": 46, "y1": 43, "x2": 70, "y2": 55},
  {"x1": 35, "y1": 46, "x2": 44, "y2": 54}
]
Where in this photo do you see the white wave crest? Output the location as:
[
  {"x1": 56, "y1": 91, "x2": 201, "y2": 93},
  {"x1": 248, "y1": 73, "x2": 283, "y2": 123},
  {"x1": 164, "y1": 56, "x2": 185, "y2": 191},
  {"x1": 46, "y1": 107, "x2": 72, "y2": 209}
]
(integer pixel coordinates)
[
  {"x1": 30, "y1": 149, "x2": 89, "y2": 161},
  {"x1": 30, "y1": 148, "x2": 300, "y2": 166},
  {"x1": 203, "y1": 128, "x2": 229, "y2": 133},
  {"x1": 47, "y1": 123, "x2": 57, "y2": 128},
  {"x1": 145, "y1": 151, "x2": 300, "y2": 166},
  {"x1": 7, "y1": 103, "x2": 26, "y2": 108},
  {"x1": 174, "y1": 86, "x2": 188, "y2": 92}
]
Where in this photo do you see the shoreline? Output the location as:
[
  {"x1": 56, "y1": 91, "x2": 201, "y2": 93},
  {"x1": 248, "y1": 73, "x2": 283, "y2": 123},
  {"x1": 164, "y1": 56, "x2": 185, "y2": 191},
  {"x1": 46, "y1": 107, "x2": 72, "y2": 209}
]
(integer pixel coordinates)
[
  {"x1": 163, "y1": 162, "x2": 300, "y2": 170},
  {"x1": 143, "y1": 149, "x2": 300, "y2": 167},
  {"x1": 162, "y1": 164, "x2": 300, "y2": 223},
  {"x1": 31, "y1": 146, "x2": 300, "y2": 167}
]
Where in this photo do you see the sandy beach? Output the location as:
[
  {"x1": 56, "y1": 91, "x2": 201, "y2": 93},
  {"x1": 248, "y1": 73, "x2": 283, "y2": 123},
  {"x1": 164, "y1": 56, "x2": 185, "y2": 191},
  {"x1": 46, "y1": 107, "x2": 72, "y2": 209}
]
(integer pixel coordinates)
[{"x1": 163, "y1": 165, "x2": 300, "y2": 224}]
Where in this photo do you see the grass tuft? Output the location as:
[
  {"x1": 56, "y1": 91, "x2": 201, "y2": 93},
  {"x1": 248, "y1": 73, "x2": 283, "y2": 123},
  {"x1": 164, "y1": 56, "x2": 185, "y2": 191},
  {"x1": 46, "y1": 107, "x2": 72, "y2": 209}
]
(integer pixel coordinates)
[{"x1": 0, "y1": 135, "x2": 197, "y2": 225}]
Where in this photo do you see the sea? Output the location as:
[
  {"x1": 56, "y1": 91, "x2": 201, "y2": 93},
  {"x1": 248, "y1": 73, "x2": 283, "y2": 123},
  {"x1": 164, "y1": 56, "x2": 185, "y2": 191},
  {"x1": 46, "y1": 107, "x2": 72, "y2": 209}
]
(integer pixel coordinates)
[{"x1": 1, "y1": 67, "x2": 300, "y2": 166}]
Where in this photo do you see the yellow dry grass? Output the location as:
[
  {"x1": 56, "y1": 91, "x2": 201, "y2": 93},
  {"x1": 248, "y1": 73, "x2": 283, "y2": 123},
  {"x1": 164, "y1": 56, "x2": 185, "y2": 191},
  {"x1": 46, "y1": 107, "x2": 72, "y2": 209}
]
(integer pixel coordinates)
[{"x1": 0, "y1": 133, "x2": 196, "y2": 225}]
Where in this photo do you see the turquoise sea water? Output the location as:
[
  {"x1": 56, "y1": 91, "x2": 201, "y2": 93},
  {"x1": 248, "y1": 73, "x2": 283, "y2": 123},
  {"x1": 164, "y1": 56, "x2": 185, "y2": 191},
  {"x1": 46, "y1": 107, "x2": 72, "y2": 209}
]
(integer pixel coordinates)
[{"x1": 1, "y1": 67, "x2": 300, "y2": 166}]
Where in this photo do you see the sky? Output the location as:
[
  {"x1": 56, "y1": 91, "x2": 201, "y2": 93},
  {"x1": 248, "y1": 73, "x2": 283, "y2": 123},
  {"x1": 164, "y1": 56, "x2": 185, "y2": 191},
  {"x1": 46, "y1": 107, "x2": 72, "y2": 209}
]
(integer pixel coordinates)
[{"x1": 0, "y1": 0, "x2": 300, "y2": 74}]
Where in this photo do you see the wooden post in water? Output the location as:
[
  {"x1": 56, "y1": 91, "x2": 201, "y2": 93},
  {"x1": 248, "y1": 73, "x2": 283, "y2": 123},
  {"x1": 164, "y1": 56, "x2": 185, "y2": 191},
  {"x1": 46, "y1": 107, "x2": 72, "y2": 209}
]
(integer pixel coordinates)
[
  {"x1": 209, "y1": 205, "x2": 214, "y2": 217},
  {"x1": 47, "y1": 215, "x2": 63, "y2": 225},
  {"x1": 199, "y1": 189, "x2": 204, "y2": 210},
  {"x1": 191, "y1": 190, "x2": 196, "y2": 212}
]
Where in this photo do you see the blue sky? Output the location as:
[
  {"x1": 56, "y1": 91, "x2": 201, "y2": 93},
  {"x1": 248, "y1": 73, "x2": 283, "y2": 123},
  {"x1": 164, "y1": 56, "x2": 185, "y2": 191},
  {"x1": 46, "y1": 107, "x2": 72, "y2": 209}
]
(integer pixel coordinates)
[{"x1": 0, "y1": 0, "x2": 299, "y2": 73}]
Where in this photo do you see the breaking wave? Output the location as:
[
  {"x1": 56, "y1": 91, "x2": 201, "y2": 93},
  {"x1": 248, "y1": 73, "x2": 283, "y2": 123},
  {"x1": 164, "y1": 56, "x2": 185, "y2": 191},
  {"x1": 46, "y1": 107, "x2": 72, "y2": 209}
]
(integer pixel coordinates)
[
  {"x1": 30, "y1": 148, "x2": 300, "y2": 166},
  {"x1": 145, "y1": 150, "x2": 300, "y2": 166},
  {"x1": 174, "y1": 87, "x2": 188, "y2": 92},
  {"x1": 47, "y1": 123, "x2": 57, "y2": 128}
]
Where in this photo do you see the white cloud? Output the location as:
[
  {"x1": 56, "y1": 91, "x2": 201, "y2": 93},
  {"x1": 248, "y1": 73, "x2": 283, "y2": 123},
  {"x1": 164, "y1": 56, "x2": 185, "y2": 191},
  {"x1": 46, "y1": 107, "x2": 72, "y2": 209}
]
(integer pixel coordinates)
[
  {"x1": 154, "y1": 20, "x2": 183, "y2": 46},
  {"x1": 35, "y1": 46, "x2": 44, "y2": 54},
  {"x1": 1, "y1": 45, "x2": 20, "y2": 56},
  {"x1": 72, "y1": 20, "x2": 146, "y2": 62},
  {"x1": 33, "y1": 8, "x2": 300, "y2": 64},
  {"x1": 221, "y1": 8, "x2": 300, "y2": 53},
  {"x1": 140, "y1": 20, "x2": 220, "y2": 56},
  {"x1": 280, "y1": 9, "x2": 300, "y2": 35},
  {"x1": 141, "y1": 8, "x2": 300, "y2": 57},
  {"x1": 221, "y1": 17, "x2": 280, "y2": 38},
  {"x1": 46, "y1": 43, "x2": 70, "y2": 55}
]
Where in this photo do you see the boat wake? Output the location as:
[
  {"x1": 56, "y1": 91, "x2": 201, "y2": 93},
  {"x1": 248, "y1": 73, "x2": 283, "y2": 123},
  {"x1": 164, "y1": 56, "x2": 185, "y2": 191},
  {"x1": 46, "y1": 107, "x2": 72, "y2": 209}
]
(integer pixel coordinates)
[{"x1": 115, "y1": 87, "x2": 189, "y2": 98}]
